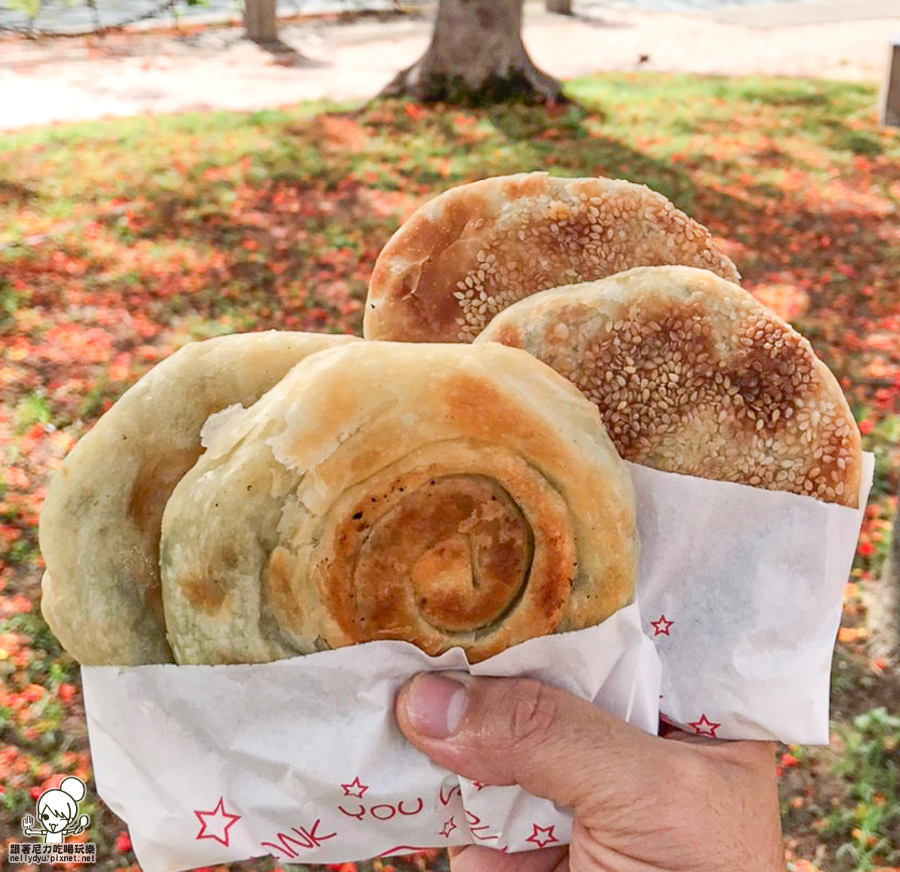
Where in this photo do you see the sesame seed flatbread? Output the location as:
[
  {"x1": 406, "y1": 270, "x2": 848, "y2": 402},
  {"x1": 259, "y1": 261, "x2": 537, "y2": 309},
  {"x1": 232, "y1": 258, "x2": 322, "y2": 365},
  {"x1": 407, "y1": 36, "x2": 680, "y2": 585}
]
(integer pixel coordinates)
[
  {"x1": 476, "y1": 266, "x2": 863, "y2": 507},
  {"x1": 364, "y1": 173, "x2": 739, "y2": 343}
]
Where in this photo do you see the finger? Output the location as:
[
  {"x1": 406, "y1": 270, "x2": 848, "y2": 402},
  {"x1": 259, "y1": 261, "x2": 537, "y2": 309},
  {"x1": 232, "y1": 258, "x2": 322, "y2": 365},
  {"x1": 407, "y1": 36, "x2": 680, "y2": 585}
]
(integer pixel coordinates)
[
  {"x1": 450, "y1": 844, "x2": 568, "y2": 872},
  {"x1": 395, "y1": 672, "x2": 668, "y2": 819}
]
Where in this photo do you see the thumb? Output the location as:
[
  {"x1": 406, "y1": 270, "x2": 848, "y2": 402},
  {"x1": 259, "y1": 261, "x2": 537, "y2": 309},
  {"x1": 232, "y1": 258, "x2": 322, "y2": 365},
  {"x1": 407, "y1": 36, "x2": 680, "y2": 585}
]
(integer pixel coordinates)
[{"x1": 395, "y1": 672, "x2": 666, "y2": 819}]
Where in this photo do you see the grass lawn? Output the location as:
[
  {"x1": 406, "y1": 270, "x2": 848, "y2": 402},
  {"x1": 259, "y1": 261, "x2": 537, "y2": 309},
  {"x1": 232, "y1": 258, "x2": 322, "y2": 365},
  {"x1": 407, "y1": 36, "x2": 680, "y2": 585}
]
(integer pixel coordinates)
[{"x1": 1, "y1": 72, "x2": 899, "y2": 872}]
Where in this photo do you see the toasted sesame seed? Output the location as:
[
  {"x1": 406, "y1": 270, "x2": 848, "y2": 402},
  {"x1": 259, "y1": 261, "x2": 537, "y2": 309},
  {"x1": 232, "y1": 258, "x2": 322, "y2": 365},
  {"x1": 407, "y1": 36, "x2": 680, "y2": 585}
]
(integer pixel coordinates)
[
  {"x1": 367, "y1": 174, "x2": 741, "y2": 344},
  {"x1": 478, "y1": 265, "x2": 861, "y2": 506}
]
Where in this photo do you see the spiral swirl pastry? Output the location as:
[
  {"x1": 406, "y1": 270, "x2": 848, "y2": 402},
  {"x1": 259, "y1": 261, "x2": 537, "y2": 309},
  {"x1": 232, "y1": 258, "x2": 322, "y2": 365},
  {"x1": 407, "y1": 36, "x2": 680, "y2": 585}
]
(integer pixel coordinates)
[
  {"x1": 38, "y1": 331, "x2": 357, "y2": 665},
  {"x1": 160, "y1": 341, "x2": 638, "y2": 664}
]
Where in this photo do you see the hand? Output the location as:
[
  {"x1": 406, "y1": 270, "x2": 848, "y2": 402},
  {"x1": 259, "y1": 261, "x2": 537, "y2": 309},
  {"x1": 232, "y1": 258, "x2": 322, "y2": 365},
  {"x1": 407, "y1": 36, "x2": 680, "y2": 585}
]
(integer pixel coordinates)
[{"x1": 395, "y1": 673, "x2": 784, "y2": 872}]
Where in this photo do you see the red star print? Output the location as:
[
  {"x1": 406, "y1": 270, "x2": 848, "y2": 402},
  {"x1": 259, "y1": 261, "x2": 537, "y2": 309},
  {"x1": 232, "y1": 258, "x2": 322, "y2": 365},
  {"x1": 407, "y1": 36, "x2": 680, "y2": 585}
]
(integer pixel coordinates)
[
  {"x1": 440, "y1": 817, "x2": 457, "y2": 838},
  {"x1": 340, "y1": 777, "x2": 368, "y2": 798},
  {"x1": 526, "y1": 823, "x2": 558, "y2": 849},
  {"x1": 194, "y1": 797, "x2": 241, "y2": 847},
  {"x1": 471, "y1": 781, "x2": 487, "y2": 791},
  {"x1": 688, "y1": 714, "x2": 721, "y2": 738},
  {"x1": 650, "y1": 614, "x2": 674, "y2": 636}
]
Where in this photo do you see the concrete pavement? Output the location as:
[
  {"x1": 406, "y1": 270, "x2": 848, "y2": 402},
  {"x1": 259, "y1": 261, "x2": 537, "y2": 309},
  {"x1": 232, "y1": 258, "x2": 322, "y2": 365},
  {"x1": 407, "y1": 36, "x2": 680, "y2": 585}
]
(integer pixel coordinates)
[{"x1": 1, "y1": 0, "x2": 898, "y2": 131}]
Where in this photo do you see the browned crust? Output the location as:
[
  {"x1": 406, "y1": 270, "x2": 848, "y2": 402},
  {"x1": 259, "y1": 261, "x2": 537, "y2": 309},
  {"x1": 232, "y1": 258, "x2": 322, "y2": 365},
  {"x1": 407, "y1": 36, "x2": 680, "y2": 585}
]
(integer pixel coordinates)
[
  {"x1": 38, "y1": 330, "x2": 357, "y2": 665},
  {"x1": 364, "y1": 172, "x2": 740, "y2": 343},
  {"x1": 161, "y1": 342, "x2": 638, "y2": 664},
  {"x1": 317, "y1": 470, "x2": 575, "y2": 662},
  {"x1": 477, "y1": 266, "x2": 863, "y2": 507}
]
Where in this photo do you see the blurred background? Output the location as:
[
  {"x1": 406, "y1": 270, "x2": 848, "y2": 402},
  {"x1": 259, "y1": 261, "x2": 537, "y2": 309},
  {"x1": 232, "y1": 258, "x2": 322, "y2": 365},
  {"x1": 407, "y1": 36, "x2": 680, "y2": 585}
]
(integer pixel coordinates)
[{"x1": 1, "y1": 1, "x2": 899, "y2": 871}]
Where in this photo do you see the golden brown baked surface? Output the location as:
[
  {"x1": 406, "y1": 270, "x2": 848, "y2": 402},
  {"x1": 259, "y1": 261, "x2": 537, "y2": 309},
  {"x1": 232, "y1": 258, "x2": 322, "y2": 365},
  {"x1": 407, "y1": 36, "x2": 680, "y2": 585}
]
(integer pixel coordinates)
[
  {"x1": 38, "y1": 331, "x2": 357, "y2": 665},
  {"x1": 364, "y1": 172, "x2": 739, "y2": 343},
  {"x1": 161, "y1": 341, "x2": 638, "y2": 664},
  {"x1": 477, "y1": 266, "x2": 862, "y2": 507}
]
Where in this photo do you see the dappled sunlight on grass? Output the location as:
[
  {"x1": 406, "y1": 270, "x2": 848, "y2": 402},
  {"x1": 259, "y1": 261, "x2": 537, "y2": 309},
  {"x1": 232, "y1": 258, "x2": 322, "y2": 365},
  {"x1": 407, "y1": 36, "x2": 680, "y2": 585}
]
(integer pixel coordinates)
[{"x1": 1, "y1": 73, "x2": 898, "y2": 872}]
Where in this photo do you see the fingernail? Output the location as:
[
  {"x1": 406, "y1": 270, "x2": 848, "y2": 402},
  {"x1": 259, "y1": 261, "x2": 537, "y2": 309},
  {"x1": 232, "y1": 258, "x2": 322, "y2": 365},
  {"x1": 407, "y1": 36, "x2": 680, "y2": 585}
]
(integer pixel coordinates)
[{"x1": 404, "y1": 673, "x2": 468, "y2": 739}]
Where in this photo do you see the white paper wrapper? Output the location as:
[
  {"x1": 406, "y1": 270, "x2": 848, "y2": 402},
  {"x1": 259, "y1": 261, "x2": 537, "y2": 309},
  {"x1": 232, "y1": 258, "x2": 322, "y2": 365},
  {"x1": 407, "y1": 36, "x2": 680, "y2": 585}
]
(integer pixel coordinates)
[
  {"x1": 81, "y1": 454, "x2": 873, "y2": 871},
  {"x1": 631, "y1": 452, "x2": 874, "y2": 743},
  {"x1": 83, "y1": 603, "x2": 659, "y2": 871}
]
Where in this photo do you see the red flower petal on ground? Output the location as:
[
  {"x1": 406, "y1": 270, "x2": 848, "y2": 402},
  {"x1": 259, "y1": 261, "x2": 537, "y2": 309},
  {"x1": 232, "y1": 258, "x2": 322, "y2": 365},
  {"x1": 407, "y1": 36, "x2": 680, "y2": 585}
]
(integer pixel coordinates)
[
  {"x1": 22, "y1": 684, "x2": 44, "y2": 702},
  {"x1": 41, "y1": 775, "x2": 65, "y2": 792},
  {"x1": 780, "y1": 753, "x2": 798, "y2": 769}
]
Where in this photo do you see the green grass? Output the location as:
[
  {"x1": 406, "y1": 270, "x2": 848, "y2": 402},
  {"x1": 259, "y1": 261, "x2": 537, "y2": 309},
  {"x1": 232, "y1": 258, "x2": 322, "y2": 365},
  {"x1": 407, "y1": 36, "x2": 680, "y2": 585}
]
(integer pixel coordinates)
[
  {"x1": 0, "y1": 73, "x2": 899, "y2": 872},
  {"x1": 827, "y1": 708, "x2": 900, "y2": 870}
]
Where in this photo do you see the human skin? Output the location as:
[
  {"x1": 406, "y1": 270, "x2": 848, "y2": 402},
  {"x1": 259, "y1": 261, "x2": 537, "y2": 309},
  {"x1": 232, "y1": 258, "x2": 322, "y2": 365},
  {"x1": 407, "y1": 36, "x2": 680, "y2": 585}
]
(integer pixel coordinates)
[{"x1": 395, "y1": 673, "x2": 785, "y2": 872}]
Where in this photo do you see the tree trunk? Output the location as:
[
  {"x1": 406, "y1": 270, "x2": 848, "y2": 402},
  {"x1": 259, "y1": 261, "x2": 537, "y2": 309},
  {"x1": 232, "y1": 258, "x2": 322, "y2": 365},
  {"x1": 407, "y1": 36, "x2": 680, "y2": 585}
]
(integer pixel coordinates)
[
  {"x1": 880, "y1": 37, "x2": 900, "y2": 126},
  {"x1": 245, "y1": 0, "x2": 278, "y2": 43},
  {"x1": 546, "y1": 0, "x2": 573, "y2": 13},
  {"x1": 381, "y1": 0, "x2": 564, "y2": 106}
]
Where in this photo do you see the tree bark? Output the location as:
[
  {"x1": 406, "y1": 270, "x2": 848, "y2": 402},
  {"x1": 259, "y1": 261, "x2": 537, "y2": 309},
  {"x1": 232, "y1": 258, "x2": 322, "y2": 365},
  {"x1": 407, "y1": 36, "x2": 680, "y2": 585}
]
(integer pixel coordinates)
[
  {"x1": 546, "y1": 0, "x2": 573, "y2": 14},
  {"x1": 880, "y1": 37, "x2": 900, "y2": 126},
  {"x1": 245, "y1": 0, "x2": 278, "y2": 43},
  {"x1": 381, "y1": 0, "x2": 564, "y2": 106}
]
